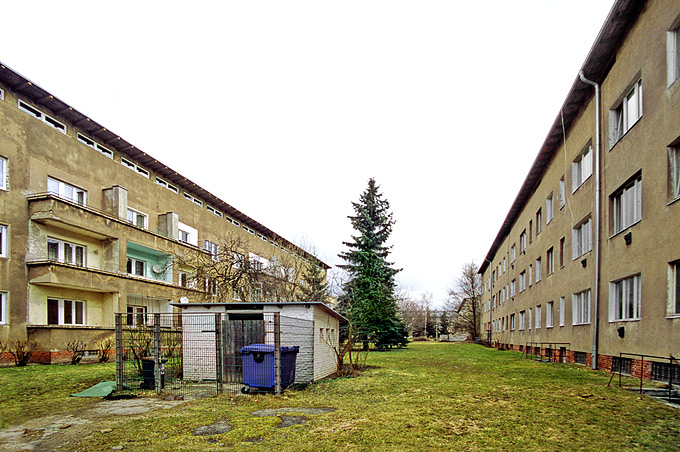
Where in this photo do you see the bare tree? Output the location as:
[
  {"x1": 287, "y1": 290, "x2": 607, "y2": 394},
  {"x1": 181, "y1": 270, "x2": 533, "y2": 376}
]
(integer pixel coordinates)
[{"x1": 447, "y1": 261, "x2": 482, "y2": 340}]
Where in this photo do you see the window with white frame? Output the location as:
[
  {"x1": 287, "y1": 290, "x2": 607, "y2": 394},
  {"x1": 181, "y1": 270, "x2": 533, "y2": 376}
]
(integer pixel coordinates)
[
  {"x1": 204, "y1": 240, "x2": 219, "y2": 261},
  {"x1": 535, "y1": 305, "x2": 541, "y2": 329},
  {"x1": 233, "y1": 252, "x2": 245, "y2": 268},
  {"x1": 559, "y1": 297, "x2": 565, "y2": 326},
  {"x1": 510, "y1": 313, "x2": 516, "y2": 330},
  {"x1": 559, "y1": 237, "x2": 565, "y2": 268},
  {"x1": 528, "y1": 307, "x2": 532, "y2": 330},
  {"x1": 120, "y1": 158, "x2": 149, "y2": 178},
  {"x1": 183, "y1": 193, "x2": 203, "y2": 207},
  {"x1": 609, "y1": 79, "x2": 642, "y2": 147},
  {"x1": 47, "y1": 238, "x2": 85, "y2": 266},
  {"x1": 510, "y1": 279, "x2": 516, "y2": 298},
  {"x1": 546, "y1": 247, "x2": 554, "y2": 275},
  {"x1": 520, "y1": 230, "x2": 527, "y2": 253},
  {"x1": 47, "y1": 298, "x2": 85, "y2": 325},
  {"x1": 671, "y1": 262, "x2": 680, "y2": 315},
  {"x1": 536, "y1": 208, "x2": 542, "y2": 235},
  {"x1": 0, "y1": 156, "x2": 7, "y2": 190},
  {"x1": 47, "y1": 177, "x2": 87, "y2": 206},
  {"x1": 572, "y1": 217, "x2": 593, "y2": 259},
  {"x1": 535, "y1": 257, "x2": 542, "y2": 282},
  {"x1": 572, "y1": 290, "x2": 591, "y2": 325},
  {"x1": 0, "y1": 292, "x2": 7, "y2": 325},
  {"x1": 546, "y1": 193, "x2": 554, "y2": 224},
  {"x1": 0, "y1": 224, "x2": 7, "y2": 258},
  {"x1": 207, "y1": 205, "x2": 222, "y2": 217},
  {"x1": 609, "y1": 274, "x2": 641, "y2": 321},
  {"x1": 127, "y1": 208, "x2": 148, "y2": 229},
  {"x1": 559, "y1": 177, "x2": 566, "y2": 208},
  {"x1": 77, "y1": 133, "x2": 113, "y2": 158},
  {"x1": 612, "y1": 176, "x2": 642, "y2": 234},
  {"x1": 668, "y1": 22, "x2": 680, "y2": 85},
  {"x1": 510, "y1": 244, "x2": 516, "y2": 263},
  {"x1": 18, "y1": 100, "x2": 67, "y2": 134},
  {"x1": 127, "y1": 305, "x2": 147, "y2": 326},
  {"x1": 546, "y1": 301, "x2": 554, "y2": 328},
  {"x1": 528, "y1": 264, "x2": 533, "y2": 287},
  {"x1": 156, "y1": 177, "x2": 179, "y2": 194},
  {"x1": 572, "y1": 145, "x2": 593, "y2": 192},
  {"x1": 127, "y1": 258, "x2": 146, "y2": 277},
  {"x1": 178, "y1": 222, "x2": 198, "y2": 246},
  {"x1": 0, "y1": 88, "x2": 4, "y2": 100},
  {"x1": 519, "y1": 271, "x2": 526, "y2": 292},
  {"x1": 670, "y1": 144, "x2": 680, "y2": 200},
  {"x1": 519, "y1": 310, "x2": 526, "y2": 330}
]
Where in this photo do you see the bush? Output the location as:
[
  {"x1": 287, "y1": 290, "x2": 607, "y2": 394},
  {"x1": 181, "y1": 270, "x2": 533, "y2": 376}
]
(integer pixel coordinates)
[
  {"x1": 8, "y1": 339, "x2": 37, "y2": 366},
  {"x1": 67, "y1": 340, "x2": 87, "y2": 365},
  {"x1": 96, "y1": 338, "x2": 113, "y2": 363}
]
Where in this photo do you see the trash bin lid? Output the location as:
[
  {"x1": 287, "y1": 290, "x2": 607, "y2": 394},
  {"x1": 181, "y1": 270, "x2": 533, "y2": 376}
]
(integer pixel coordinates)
[{"x1": 238, "y1": 344, "x2": 300, "y2": 354}]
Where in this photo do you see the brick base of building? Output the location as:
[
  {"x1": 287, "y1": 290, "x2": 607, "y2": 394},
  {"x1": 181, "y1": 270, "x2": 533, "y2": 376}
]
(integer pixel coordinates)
[{"x1": 0, "y1": 350, "x2": 113, "y2": 366}]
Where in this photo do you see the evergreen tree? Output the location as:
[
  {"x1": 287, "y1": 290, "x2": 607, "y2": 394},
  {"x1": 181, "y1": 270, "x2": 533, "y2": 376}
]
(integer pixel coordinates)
[
  {"x1": 338, "y1": 178, "x2": 407, "y2": 348},
  {"x1": 298, "y1": 257, "x2": 329, "y2": 302}
]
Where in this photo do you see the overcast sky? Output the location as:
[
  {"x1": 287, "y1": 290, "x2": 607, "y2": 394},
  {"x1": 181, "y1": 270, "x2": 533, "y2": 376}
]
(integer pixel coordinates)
[{"x1": 1, "y1": 1, "x2": 615, "y2": 306}]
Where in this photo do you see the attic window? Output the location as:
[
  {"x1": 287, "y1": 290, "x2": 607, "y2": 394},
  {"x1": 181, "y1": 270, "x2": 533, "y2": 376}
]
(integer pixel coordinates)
[
  {"x1": 156, "y1": 177, "x2": 178, "y2": 194},
  {"x1": 207, "y1": 205, "x2": 222, "y2": 217},
  {"x1": 18, "y1": 100, "x2": 67, "y2": 134},
  {"x1": 120, "y1": 157, "x2": 149, "y2": 178},
  {"x1": 183, "y1": 192, "x2": 203, "y2": 207},
  {"x1": 77, "y1": 133, "x2": 113, "y2": 158}
]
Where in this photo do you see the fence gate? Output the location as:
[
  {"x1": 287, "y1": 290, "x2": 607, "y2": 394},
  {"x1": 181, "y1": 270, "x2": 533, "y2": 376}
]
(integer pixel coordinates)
[{"x1": 115, "y1": 312, "x2": 284, "y2": 398}]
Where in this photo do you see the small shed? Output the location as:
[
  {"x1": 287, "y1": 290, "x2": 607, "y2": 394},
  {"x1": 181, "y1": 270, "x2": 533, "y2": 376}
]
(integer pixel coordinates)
[{"x1": 171, "y1": 302, "x2": 345, "y2": 384}]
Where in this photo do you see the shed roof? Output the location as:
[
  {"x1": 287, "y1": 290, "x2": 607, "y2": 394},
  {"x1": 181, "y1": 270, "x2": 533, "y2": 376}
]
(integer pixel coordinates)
[{"x1": 170, "y1": 301, "x2": 346, "y2": 320}]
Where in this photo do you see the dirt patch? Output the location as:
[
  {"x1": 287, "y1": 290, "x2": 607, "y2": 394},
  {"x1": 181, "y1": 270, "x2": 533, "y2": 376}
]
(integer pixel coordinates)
[{"x1": 0, "y1": 397, "x2": 184, "y2": 451}]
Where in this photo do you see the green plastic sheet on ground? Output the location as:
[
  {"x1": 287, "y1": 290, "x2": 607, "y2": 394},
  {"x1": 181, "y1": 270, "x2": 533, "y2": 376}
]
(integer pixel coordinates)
[{"x1": 70, "y1": 380, "x2": 117, "y2": 397}]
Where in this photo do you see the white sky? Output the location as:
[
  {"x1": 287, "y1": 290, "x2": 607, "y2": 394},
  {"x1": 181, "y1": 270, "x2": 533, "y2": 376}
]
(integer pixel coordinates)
[{"x1": 1, "y1": 1, "x2": 615, "y2": 306}]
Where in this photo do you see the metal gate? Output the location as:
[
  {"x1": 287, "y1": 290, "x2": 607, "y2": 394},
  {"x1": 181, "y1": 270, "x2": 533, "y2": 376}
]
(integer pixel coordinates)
[{"x1": 115, "y1": 311, "x2": 286, "y2": 398}]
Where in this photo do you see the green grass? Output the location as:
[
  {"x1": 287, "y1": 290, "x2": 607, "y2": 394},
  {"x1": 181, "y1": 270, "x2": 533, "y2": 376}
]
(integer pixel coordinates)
[
  {"x1": 0, "y1": 362, "x2": 115, "y2": 428},
  {"x1": 4, "y1": 343, "x2": 680, "y2": 451}
]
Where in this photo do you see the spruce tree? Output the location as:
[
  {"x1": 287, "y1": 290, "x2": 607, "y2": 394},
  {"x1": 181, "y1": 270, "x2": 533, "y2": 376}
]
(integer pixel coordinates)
[
  {"x1": 338, "y1": 178, "x2": 407, "y2": 348},
  {"x1": 298, "y1": 257, "x2": 329, "y2": 302}
]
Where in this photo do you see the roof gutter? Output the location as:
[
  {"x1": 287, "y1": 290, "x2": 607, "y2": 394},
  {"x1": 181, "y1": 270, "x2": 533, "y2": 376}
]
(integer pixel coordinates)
[{"x1": 579, "y1": 71, "x2": 601, "y2": 371}]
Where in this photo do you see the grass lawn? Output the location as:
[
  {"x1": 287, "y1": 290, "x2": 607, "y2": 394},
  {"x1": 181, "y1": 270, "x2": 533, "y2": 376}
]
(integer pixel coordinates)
[
  {"x1": 0, "y1": 361, "x2": 115, "y2": 429},
  {"x1": 4, "y1": 342, "x2": 680, "y2": 451}
]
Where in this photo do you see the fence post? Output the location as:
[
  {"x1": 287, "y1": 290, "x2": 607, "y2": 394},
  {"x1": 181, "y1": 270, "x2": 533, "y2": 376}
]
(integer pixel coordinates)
[
  {"x1": 215, "y1": 313, "x2": 223, "y2": 394},
  {"x1": 115, "y1": 313, "x2": 123, "y2": 391},
  {"x1": 274, "y1": 312, "x2": 281, "y2": 395},
  {"x1": 154, "y1": 313, "x2": 161, "y2": 394}
]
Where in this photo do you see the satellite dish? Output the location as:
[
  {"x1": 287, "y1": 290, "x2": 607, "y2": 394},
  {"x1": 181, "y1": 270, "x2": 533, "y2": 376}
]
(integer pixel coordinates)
[
  {"x1": 179, "y1": 296, "x2": 189, "y2": 304},
  {"x1": 152, "y1": 265, "x2": 163, "y2": 274}
]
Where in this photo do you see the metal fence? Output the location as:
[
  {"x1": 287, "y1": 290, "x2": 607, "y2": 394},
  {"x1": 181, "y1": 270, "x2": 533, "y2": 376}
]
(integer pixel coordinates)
[{"x1": 115, "y1": 311, "x2": 311, "y2": 398}]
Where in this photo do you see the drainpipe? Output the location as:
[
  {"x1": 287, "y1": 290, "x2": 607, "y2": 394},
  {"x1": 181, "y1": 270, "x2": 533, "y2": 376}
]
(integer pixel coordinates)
[{"x1": 579, "y1": 71, "x2": 601, "y2": 370}]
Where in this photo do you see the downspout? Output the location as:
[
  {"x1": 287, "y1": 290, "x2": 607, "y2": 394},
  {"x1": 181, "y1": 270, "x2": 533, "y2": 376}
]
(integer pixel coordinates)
[{"x1": 579, "y1": 71, "x2": 601, "y2": 370}]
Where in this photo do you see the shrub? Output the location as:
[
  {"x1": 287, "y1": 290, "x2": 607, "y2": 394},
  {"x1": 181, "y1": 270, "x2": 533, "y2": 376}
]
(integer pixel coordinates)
[
  {"x1": 67, "y1": 340, "x2": 87, "y2": 365},
  {"x1": 9, "y1": 339, "x2": 37, "y2": 366},
  {"x1": 96, "y1": 338, "x2": 113, "y2": 363}
]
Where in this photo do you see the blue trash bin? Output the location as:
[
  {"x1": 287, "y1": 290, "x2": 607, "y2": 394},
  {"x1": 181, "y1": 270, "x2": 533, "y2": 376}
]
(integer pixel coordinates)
[{"x1": 238, "y1": 344, "x2": 299, "y2": 392}]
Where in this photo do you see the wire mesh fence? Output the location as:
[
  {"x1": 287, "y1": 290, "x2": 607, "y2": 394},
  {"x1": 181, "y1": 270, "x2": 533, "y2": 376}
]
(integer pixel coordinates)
[{"x1": 115, "y1": 311, "x2": 312, "y2": 398}]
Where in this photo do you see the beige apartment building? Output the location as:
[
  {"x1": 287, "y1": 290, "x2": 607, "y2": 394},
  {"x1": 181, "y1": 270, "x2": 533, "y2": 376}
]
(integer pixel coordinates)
[
  {"x1": 479, "y1": 0, "x2": 680, "y2": 381},
  {"x1": 0, "y1": 63, "x2": 328, "y2": 363}
]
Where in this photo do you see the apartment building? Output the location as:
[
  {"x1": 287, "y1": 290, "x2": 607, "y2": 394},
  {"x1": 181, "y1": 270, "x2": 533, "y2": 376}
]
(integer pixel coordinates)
[
  {"x1": 0, "y1": 62, "x2": 328, "y2": 363},
  {"x1": 479, "y1": 0, "x2": 680, "y2": 380}
]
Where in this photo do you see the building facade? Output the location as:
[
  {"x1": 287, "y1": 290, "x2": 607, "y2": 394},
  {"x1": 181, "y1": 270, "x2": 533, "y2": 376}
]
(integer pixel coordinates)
[
  {"x1": 479, "y1": 0, "x2": 680, "y2": 380},
  {"x1": 0, "y1": 62, "x2": 328, "y2": 363}
]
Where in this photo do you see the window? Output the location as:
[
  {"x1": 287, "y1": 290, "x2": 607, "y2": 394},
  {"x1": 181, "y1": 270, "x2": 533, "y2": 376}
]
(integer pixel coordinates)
[
  {"x1": 528, "y1": 265, "x2": 533, "y2": 287},
  {"x1": 156, "y1": 177, "x2": 179, "y2": 194},
  {"x1": 668, "y1": 22, "x2": 680, "y2": 85},
  {"x1": 0, "y1": 292, "x2": 6, "y2": 325},
  {"x1": 572, "y1": 290, "x2": 591, "y2": 325},
  {"x1": 127, "y1": 305, "x2": 147, "y2": 326},
  {"x1": 609, "y1": 274, "x2": 641, "y2": 321},
  {"x1": 47, "y1": 298, "x2": 85, "y2": 325},
  {"x1": 535, "y1": 305, "x2": 541, "y2": 329},
  {"x1": 559, "y1": 177, "x2": 566, "y2": 208},
  {"x1": 243, "y1": 225, "x2": 255, "y2": 235},
  {"x1": 18, "y1": 100, "x2": 66, "y2": 133},
  {"x1": 572, "y1": 145, "x2": 593, "y2": 192},
  {"x1": 47, "y1": 238, "x2": 85, "y2": 266},
  {"x1": 671, "y1": 262, "x2": 680, "y2": 315},
  {"x1": 77, "y1": 133, "x2": 113, "y2": 158},
  {"x1": 546, "y1": 194, "x2": 554, "y2": 224},
  {"x1": 529, "y1": 220, "x2": 533, "y2": 243},
  {"x1": 519, "y1": 310, "x2": 526, "y2": 330},
  {"x1": 612, "y1": 176, "x2": 641, "y2": 234},
  {"x1": 225, "y1": 216, "x2": 240, "y2": 227},
  {"x1": 610, "y1": 80, "x2": 642, "y2": 147},
  {"x1": 574, "y1": 352, "x2": 587, "y2": 365},
  {"x1": 559, "y1": 297, "x2": 565, "y2": 326},
  {"x1": 204, "y1": 240, "x2": 219, "y2": 261},
  {"x1": 184, "y1": 193, "x2": 203, "y2": 207},
  {"x1": 178, "y1": 222, "x2": 198, "y2": 246},
  {"x1": 127, "y1": 258, "x2": 146, "y2": 277},
  {"x1": 206, "y1": 205, "x2": 223, "y2": 217},
  {"x1": 546, "y1": 301, "x2": 554, "y2": 328},
  {"x1": 536, "y1": 209, "x2": 542, "y2": 235},
  {"x1": 510, "y1": 244, "x2": 516, "y2": 263},
  {"x1": 612, "y1": 357, "x2": 633, "y2": 375},
  {"x1": 670, "y1": 144, "x2": 680, "y2": 200},
  {"x1": 546, "y1": 247, "x2": 554, "y2": 275},
  {"x1": 206, "y1": 278, "x2": 217, "y2": 295},
  {"x1": 47, "y1": 177, "x2": 87, "y2": 206},
  {"x1": 0, "y1": 156, "x2": 7, "y2": 190},
  {"x1": 528, "y1": 308, "x2": 532, "y2": 330},
  {"x1": 572, "y1": 217, "x2": 593, "y2": 259},
  {"x1": 127, "y1": 208, "x2": 148, "y2": 229},
  {"x1": 510, "y1": 279, "x2": 516, "y2": 298},
  {"x1": 121, "y1": 158, "x2": 149, "y2": 177},
  {"x1": 535, "y1": 257, "x2": 542, "y2": 282},
  {"x1": 519, "y1": 271, "x2": 526, "y2": 292},
  {"x1": 510, "y1": 313, "x2": 516, "y2": 331},
  {"x1": 520, "y1": 230, "x2": 527, "y2": 253},
  {"x1": 559, "y1": 237, "x2": 565, "y2": 268},
  {"x1": 0, "y1": 224, "x2": 7, "y2": 258},
  {"x1": 0, "y1": 88, "x2": 4, "y2": 100},
  {"x1": 251, "y1": 282, "x2": 263, "y2": 301}
]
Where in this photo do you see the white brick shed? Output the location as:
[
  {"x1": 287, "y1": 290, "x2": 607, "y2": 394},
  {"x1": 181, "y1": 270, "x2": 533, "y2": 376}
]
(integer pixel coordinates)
[{"x1": 172, "y1": 302, "x2": 344, "y2": 384}]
